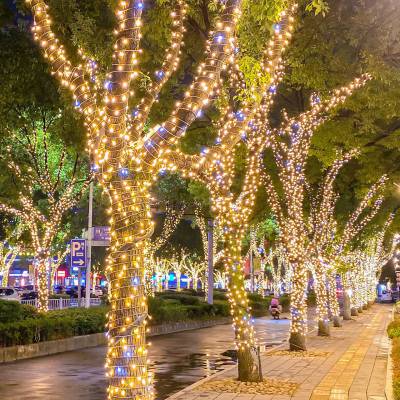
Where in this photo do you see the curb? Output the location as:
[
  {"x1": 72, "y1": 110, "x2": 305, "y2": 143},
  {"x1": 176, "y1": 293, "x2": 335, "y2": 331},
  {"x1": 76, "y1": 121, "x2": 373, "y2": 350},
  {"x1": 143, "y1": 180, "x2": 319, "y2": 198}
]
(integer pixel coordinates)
[
  {"x1": 164, "y1": 320, "x2": 318, "y2": 400},
  {"x1": 0, "y1": 317, "x2": 231, "y2": 364},
  {"x1": 385, "y1": 306, "x2": 395, "y2": 400}
]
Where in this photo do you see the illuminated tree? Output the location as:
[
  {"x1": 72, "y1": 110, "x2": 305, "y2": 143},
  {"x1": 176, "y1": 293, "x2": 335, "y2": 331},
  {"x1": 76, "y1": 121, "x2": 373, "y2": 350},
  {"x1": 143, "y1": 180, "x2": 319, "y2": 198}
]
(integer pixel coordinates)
[
  {"x1": 262, "y1": 74, "x2": 371, "y2": 350},
  {"x1": 160, "y1": 3, "x2": 298, "y2": 380},
  {"x1": 214, "y1": 269, "x2": 227, "y2": 289},
  {"x1": 25, "y1": 0, "x2": 246, "y2": 395},
  {"x1": 266, "y1": 245, "x2": 290, "y2": 297},
  {"x1": 148, "y1": 204, "x2": 185, "y2": 256},
  {"x1": 50, "y1": 247, "x2": 70, "y2": 292},
  {"x1": 0, "y1": 130, "x2": 90, "y2": 312},
  {"x1": 144, "y1": 204, "x2": 184, "y2": 294},
  {"x1": 307, "y1": 151, "x2": 358, "y2": 335},
  {"x1": 0, "y1": 225, "x2": 24, "y2": 287},
  {"x1": 169, "y1": 251, "x2": 189, "y2": 292},
  {"x1": 340, "y1": 213, "x2": 395, "y2": 313},
  {"x1": 183, "y1": 256, "x2": 206, "y2": 290},
  {"x1": 312, "y1": 172, "x2": 387, "y2": 330}
]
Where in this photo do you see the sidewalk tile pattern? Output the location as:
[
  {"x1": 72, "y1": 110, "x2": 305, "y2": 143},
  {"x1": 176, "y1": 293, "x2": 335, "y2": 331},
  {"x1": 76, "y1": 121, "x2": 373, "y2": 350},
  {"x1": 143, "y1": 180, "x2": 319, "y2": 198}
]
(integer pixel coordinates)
[{"x1": 167, "y1": 305, "x2": 392, "y2": 400}]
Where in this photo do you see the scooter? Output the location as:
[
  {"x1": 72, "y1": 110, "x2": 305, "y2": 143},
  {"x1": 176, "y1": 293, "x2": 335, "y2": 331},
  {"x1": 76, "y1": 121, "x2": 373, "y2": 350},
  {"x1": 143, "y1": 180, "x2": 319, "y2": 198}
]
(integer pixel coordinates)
[{"x1": 270, "y1": 305, "x2": 281, "y2": 320}]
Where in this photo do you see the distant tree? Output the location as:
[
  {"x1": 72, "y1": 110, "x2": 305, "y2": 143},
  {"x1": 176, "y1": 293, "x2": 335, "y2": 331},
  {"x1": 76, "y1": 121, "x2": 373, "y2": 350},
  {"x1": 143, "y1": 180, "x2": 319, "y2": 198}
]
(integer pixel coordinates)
[{"x1": 0, "y1": 129, "x2": 90, "y2": 312}]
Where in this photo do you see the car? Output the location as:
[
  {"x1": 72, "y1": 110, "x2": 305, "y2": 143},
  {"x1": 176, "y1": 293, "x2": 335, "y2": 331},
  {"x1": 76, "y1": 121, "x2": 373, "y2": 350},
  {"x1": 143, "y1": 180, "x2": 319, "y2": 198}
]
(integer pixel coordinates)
[
  {"x1": 94, "y1": 286, "x2": 104, "y2": 297},
  {"x1": 21, "y1": 290, "x2": 38, "y2": 300},
  {"x1": 53, "y1": 285, "x2": 65, "y2": 294},
  {"x1": 65, "y1": 286, "x2": 86, "y2": 298},
  {"x1": 21, "y1": 285, "x2": 35, "y2": 292},
  {"x1": 0, "y1": 287, "x2": 21, "y2": 302},
  {"x1": 380, "y1": 290, "x2": 393, "y2": 303}
]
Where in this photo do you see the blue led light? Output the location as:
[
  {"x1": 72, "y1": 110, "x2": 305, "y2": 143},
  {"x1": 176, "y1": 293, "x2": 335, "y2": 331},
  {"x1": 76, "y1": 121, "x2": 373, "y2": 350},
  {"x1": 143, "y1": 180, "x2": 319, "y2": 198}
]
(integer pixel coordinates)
[
  {"x1": 155, "y1": 70, "x2": 165, "y2": 80},
  {"x1": 90, "y1": 163, "x2": 100, "y2": 173},
  {"x1": 235, "y1": 111, "x2": 245, "y2": 121},
  {"x1": 214, "y1": 33, "x2": 225, "y2": 44},
  {"x1": 135, "y1": 1, "x2": 144, "y2": 9},
  {"x1": 118, "y1": 167, "x2": 130, "y2": 179},
  {"x1": 158, "y1": 126, "x2": 167, "y2": 138}
]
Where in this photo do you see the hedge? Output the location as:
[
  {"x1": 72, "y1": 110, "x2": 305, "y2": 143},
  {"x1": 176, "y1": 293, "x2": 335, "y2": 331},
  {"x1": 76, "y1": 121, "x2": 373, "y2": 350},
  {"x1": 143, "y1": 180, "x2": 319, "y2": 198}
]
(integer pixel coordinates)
[
  {"x1": 388, "y1": 308, "x2": 400, "y2": 400},
  {"x1": 0, "y1": 289, "x2": 281, "y2": 348},
  {"x1": 0, "y1": 305, "x2": 107, "y2": 347},
  {"x1": 0, "y1": 300, "x2": 38, "y2": 323}
]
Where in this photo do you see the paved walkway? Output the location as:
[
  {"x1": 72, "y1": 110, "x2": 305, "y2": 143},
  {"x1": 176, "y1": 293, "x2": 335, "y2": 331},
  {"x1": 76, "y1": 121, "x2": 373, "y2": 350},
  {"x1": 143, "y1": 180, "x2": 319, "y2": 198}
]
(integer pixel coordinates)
[{"x1": 167, "y1": 304, "x2": 393, "y2": 400}]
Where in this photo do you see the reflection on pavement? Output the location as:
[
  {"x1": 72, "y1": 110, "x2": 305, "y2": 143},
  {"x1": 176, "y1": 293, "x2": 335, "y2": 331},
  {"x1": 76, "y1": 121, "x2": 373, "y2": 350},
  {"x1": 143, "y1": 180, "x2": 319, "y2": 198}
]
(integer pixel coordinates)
[{"x1": 0, "y1": 317, "x2": 291, "y2": 400}]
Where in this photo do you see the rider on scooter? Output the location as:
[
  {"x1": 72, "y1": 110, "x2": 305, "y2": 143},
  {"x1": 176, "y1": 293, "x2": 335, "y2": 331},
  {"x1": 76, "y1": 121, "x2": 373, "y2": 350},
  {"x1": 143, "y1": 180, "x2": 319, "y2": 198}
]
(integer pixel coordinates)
[{"x1": 269, "y1": 296, "x2": 282, "y2": 319}]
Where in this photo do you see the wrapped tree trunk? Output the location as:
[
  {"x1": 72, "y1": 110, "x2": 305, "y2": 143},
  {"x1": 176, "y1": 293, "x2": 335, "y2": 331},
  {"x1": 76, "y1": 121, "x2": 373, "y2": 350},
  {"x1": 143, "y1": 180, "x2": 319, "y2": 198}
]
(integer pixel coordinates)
[
  {"x1": 36, "y1": 254, "x2": 50, "y2": 313},
  {"x1": 313, "y1": 265, "x2": 330, "y2": 336},
  {"x1": 289, "y1": 263, "x2": 308, "y2": 351},
  {"x1": 225, "y1": 234, "x2": 261, "y2": 382},
  {"x1": 105, "y1": 180, "x2": 153, "y2": 400},
  {"x1": 327, "y1": 273, "x2": 342, "y2": 327}
]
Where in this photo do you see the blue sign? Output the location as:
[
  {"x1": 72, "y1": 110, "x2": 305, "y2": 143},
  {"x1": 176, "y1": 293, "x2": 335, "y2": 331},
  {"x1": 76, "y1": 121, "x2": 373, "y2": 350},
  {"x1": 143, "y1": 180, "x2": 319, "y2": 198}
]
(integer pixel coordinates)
[
  {"x1": 93, "y1": 226, "x2": 111, "y2": 241},
  {"x1": 70, "y1": 239, "x2": 86, "y2": 268}
]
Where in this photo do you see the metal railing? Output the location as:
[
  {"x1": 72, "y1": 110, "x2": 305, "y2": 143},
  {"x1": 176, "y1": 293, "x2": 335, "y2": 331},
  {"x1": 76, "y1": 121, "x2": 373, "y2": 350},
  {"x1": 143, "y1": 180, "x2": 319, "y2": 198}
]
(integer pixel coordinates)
[{"x1": 21, "y1": 298, "x2": 102, "y2": 310}]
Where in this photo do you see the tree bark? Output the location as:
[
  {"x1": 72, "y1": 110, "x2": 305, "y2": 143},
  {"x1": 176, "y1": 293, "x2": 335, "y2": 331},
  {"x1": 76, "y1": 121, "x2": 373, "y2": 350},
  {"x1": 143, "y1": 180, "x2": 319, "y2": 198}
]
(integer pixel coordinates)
[
  {"x1": 36, "y1": 256, "x2": 49, "y2": 312},
  {"x1": 314, "y1": 266, "x2": 331, "y2": 337},
  {"x1": 225, "y1": 235, "x2": 261, "y2": 382},
  {"x1": 327, "y1": 273, "x2": 341, "y2": 327},
  {"x1": 105, "y1": 177, "x2": 154, "y2": 400},
  {"x1": 343, "y1": 291, "x2": 352, "y2": 320},
  {"x1": 289, "y1": 263, "x2": 308, "y2": 351}
]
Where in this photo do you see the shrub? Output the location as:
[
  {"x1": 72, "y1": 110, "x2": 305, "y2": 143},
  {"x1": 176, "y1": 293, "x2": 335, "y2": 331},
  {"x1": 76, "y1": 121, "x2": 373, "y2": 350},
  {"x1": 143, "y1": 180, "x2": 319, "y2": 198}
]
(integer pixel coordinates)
[
  {"x1": 150, "y1": 304, "x2": 188, "y2": 324},
  {"x1": 213, "y1": 300, "x2": 230, "y2": 316},
  {"x1": 49, "y1": 294, "x2": 70, "y2": 299},
  {"x1": 0, "y1": 306, "x2": 108, "y2": 347},
  {"x1": 0, "y1": 300, "x2": 38, "y2": 323},
  {"x1": 213, "y1": 290, "x2": 228, "y2": 301},
  {"x1": 280, "y1": 294, "x2": 290, "y2": 312},
  {"x1": 157, "y1": 292, "x2": 201, "y2": 305},
  {"x1": 392, "y1": 337, "x2": 400, "y2": 400},
  {"x1": 388, "y1": 317, "x2": 400, "y2": 339}
]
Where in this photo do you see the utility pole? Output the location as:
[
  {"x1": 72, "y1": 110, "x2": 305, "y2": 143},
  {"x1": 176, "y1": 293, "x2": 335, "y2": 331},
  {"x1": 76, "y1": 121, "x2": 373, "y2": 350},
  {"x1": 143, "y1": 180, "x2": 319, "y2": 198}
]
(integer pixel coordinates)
[
  {"x1": 207, "y1": 220, "x2": 214, "y2": 305},
  {"x1": 85, "y1": 182, "x2": 94, "y2": 308}
]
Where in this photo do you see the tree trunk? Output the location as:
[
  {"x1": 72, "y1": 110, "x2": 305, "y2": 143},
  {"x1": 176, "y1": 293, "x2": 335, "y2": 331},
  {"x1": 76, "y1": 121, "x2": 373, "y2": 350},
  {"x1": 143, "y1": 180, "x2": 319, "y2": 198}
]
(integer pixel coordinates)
[
  {"x1": 1, "y1": 267, "x2": 10, "y2": 287},
  {"x1": 343, "y1": 291, "x2": 352, "y2": 320},
  {"x1": 314, "y1": 266, "x2": 330, "y2": 337},
  {"x1": 225, "y1": 235, "x2": 261, "y2": 382},
  {"x1": 327, "y1": 274, "x2": 341, "y2": 327},
  {"x1": 36, "y1": 256, "x2": 49, "y2": 312},
  {"x1": 105, "y1": 179, "x2": 153, "y2": 400},
  {"x1": 176, "y1": 272, "x2": 181, "y2": 291},
  {"x1": 289, "y1": 264, "x2": 308, "y2": 351}
]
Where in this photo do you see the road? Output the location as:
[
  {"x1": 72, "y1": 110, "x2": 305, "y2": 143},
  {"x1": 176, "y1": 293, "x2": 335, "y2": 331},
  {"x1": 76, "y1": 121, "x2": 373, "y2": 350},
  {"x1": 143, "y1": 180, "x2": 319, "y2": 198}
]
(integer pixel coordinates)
[{"x1": 0, "y1": 317, "x2": 292, "y2": 400}]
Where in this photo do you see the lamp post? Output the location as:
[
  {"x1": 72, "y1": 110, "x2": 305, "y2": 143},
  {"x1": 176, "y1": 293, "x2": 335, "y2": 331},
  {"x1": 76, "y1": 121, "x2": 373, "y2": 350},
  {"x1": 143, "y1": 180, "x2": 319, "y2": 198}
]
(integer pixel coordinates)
[{"x1": 85, "y1": 182, "x2": 94, "y2": 308}]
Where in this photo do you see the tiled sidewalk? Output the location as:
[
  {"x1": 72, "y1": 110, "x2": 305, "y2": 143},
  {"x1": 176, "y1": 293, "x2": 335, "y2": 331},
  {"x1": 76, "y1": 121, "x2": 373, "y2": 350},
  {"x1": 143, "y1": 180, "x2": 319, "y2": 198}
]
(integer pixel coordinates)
[{"x1": 167, "y1": 304, "x2": 393, "y2": 400}]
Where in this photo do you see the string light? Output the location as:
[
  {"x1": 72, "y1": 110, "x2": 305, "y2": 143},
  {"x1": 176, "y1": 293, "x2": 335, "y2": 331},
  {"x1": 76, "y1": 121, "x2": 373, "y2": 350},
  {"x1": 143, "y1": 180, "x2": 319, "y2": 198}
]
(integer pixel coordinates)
[
  {"x1": 0, "y1": 225, "x2": 24, "y2": 287},
  {"x1": 262, "y1": 74, "x2": 372, "y2": 349},
  {"x1": 27, "y1": 0, "x2": 243, "y2": 395},
  {"x1": 0, "y1": 132, "x2": 90, "y2": 312}
]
